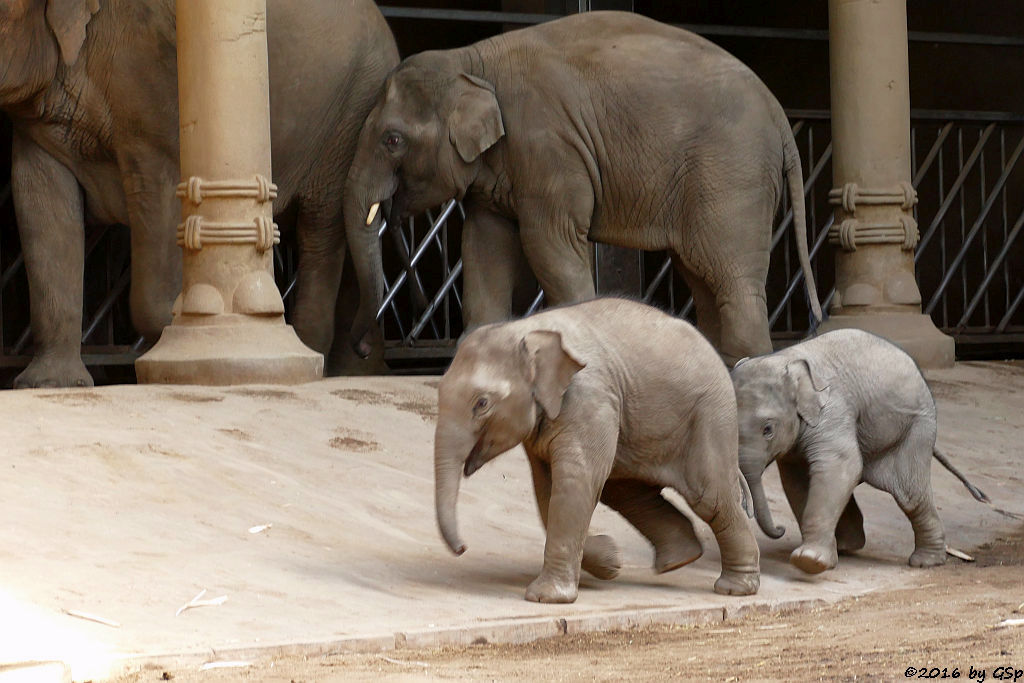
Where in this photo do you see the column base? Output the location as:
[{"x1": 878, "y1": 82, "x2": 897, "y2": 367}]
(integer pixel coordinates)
[
  {"x1": 135, "y1": 317, "x2": 323, "y2": 385},
  {"x1": 817, "y1": 311, "x2": 955, "y2": 368}
]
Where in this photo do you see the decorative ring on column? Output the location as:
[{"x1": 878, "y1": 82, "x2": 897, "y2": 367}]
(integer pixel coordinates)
[
  {"x1": 176, "y1": 216, "x2": 281, "y2": 250},
  {"x1": 828, "y1": 182, "x2": 918, "y2": 212},
  {"x1": 181, "y1": 215, "x2": 204, "y2": 250},
  {"x1": 176, "y1": 175, "x2": 279, "y2": 205},
  {"x1": 827, "y1": 219, "x2": 914, "y2": 251},
  {"x1": 900, "y1": 214, "x2": 919, "y2": 250}
]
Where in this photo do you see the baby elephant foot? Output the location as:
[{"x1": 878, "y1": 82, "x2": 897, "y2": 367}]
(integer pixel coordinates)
[
  {"x1": 654, "y1": 534, "x2": 704, "y2": 574},
  {"x1": 525, "y1": 574, "x2": 578, "y2": 604},
  {"x1": 909, "y1": 546, "x2": 947, "y2": 568},
  {"x1": 713, "y1": 569, "x2": 760, "y2": 596},
  {"x1": 790, "y1": 542, "x2": 838, "y2": 575},
  {"x1": 581, "y1": 534, "x2": 620, "y2": 580}
]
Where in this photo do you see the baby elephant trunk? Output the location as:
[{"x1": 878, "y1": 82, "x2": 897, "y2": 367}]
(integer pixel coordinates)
[
  {"x1": 434, "y1": 423, "x2": 471, "y2": 555},
  {"x1": 743, "y1": 466, "x2": 786, "y2": 539}
]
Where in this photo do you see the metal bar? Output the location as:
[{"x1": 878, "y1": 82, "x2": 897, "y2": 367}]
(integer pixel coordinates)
[
  {"x1": 407, "y1": 261, "x2": 463, "y2": 341},
  {"x1": 0, "y1": 253, "x2": 24, "y2": 289},
  {"x1": 911, "y1": 122, "x2": 954, "y2": 186},
  {"x1": 956, "y1": 205, "x2": 1024, "y2": 332},
  {"x1": 770, "y1": 213, "x2": 834, "y2": 326},
  {"x1": 81, "y1": 267, "x2": 131, "y2": 343},
  {"x1": 924, "y1": 132, "x2": 1024, "y2": 314},
  {"x1": 784, "y1": 109, "x2": 1024, "y2": 123},
  {"x1": 915, "y1": 123, "x2": 996, "y2": 262},
  {"x1": 526, "y1": 289, "x2": 545, "y2": 316},
  {"x1": 996, "y1": 283, "x2": 1024, "y2": 333},
  {"x1": 641, "y1": 257, "x2": 673, "y2": 302}
]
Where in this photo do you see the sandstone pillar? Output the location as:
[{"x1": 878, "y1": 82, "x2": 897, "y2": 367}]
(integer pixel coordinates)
[
  {"x1": 136, "y1": 0, "x2": 323, "y2": 384},
  {"x1": 819, "y1": 0, "x2": 954, "y2": 367}
]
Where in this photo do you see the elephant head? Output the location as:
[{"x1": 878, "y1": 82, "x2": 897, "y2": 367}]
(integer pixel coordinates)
[
  {"x1": 434, "y1": 326, "x2": 583, "y2": 555},
  {"x1": 343, "y1": 51, "x2": 505, "y2": 355},
  {"x1": 731, "y1": 356, "x2": 830, "y2": 539},
  {"x1": 0, "y1": 0, "x2": 99, "y2": 106}
]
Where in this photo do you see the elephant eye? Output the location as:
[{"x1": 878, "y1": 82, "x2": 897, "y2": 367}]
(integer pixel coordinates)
[
  {"x1": 472, "y1": 396, "x2": 490, "y2": 416},
  {"x1": 762, "y1": 423, "x2": 775, "y2": 440},
  {"x1": 383, "y1": 131, "x2": 404, "y2": 152}
]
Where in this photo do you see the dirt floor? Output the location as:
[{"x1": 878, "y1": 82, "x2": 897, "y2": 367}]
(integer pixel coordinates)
[{"x1": 118, "y1": 531, "x2": 1024, "y2": 683}]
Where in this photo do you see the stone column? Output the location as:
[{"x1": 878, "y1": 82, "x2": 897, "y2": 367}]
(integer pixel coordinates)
[
  {"x1": 136, "y1": 0, "x2": 323, "y2": 384},
  {"x1": 819, "y1": 0, "x2": 954, "y2": 368}
]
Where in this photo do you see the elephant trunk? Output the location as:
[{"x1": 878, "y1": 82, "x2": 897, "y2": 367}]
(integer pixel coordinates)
[
  {"x1": 742, "y1": 462, "x2": 785, "y2": 539},
  {"x1": 343, "y1": 168, "x2": 394, "y2": 359},
  {"x1": 434, "y1": 422, "x2": 472, "y2": 556}
]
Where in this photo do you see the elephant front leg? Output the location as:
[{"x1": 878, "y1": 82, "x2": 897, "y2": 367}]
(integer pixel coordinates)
[
  {"x1": 791, "y1": 449, "x2": 863, "y2": 574},
  {"x1": 780, "y1": 457, "x2": 865, "y2": 554},
  {"x1": 122, "y1": 160, "x2": 181, "y2": 344},
  {"x1": 518, "y1": 200, "x2": 596, "y2": 309},
  {"x1": 10, "y1": 133, "x2": 92, "y2": 388},
  {"x1": 600, "y1": 479, "x2": 703, "y2": 574},
  {"x1": 528, "y1": 456, "x2": 620, "y2": 582},
  {"x1": 461, "y1": 206, "x2": 523, "y2": 331},
  {"x1": 526, "y1": 422, "x2": 616, "y2": 604}
]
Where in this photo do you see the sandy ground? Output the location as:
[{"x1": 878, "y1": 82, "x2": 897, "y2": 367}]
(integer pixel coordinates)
[
  {"x1": 1, "y1": 361, "x2": 1021, "y2": 682},
  {"x1": 117, "y1": 531, "x2": 1024, "y2": 682}
]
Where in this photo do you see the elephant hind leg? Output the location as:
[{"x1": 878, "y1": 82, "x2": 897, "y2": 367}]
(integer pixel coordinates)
[
  {"x1": 835, "y1": 493, "x2": 866, "y2": 554},
  {"x1": 674, "y1": 413, "x2": 760, "y2": 595},
  {"x1": 672, "y1": 257, "x2": 722, "y2": 351},
  {"x1": 600, "y1": 479, "x2": 703, "y2": 574},
  {"x1": 869, "y1": 426, "x2": 946, "y2": 567}
]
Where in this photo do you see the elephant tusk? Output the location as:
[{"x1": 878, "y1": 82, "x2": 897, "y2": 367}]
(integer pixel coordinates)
[{"x1": 365, "y1": 202, "x2": 380, "y2": 226}]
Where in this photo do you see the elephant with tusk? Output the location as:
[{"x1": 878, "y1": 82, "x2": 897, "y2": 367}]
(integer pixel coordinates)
[
  {"x1": 433, "y1": 298, "x2": 760, "y2": 604},
  {"x1": 343, "y1": 10, "x2": 822, "y2": 365}
]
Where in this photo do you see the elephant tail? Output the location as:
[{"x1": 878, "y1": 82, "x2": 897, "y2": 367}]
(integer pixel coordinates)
[
  {"x1": 781, "y1": 124, "x2": 824, "y2": 325},
  {"x1": 932, "y1": 448, "x2": 990, "y2": 503}
]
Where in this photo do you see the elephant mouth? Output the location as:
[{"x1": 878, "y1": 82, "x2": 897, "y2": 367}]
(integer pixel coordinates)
[{"x1": 463, "y1": 436, "x2": 492, "y2": 477}]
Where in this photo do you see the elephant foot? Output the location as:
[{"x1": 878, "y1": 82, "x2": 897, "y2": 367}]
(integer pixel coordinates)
[
  {"x1": 581, "y1": 534, "x2": 620, "y2": 580},
  {"x1": 909, "y1": 546, "x2": 947, "y2": 568},
  {"x1": 654, "y1": 534, "x2": 703, "y2": 574},
  {"x1": 525, "y1": 574, "x2": 578, "y2": 603},
  {"x1": 14, "y1": 354, "x2": 93, "y2": 389},
  {"x1": 790, "y1": 542, "x2": 838, "y2": 575},
  {"x1": 713, "y1": 569, "x2": 759, "y2": 596}
]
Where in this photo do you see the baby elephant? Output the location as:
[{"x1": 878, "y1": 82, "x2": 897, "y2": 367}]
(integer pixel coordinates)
[
  {"x1": 731, "y1": 329, "x2": 988, "y2": 575},
  {"x1": 433, "y1": 298, "x2": 760, "y2": 603}
]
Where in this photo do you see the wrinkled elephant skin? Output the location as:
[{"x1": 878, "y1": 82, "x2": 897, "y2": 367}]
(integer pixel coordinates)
[
  {"x1": 731, "y1": 329, "x2": 989, "y2": 574},
  {"x1": 434, "y1": 298, "x2": 760, "y2": 603},
  {"x1": 0, "y1": 0, "x2": 398, "y2": 387},
  {"x1": 344, "y1": 11, "x2": 822, "y2": 365}
]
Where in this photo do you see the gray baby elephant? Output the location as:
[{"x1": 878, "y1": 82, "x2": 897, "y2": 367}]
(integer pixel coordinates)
[
  {"x1": 731, "y1": 329, "x2": 988, "y2": 575},
  {"x1": 434, "y1": 298, "x2": 760, "y2": 603}
]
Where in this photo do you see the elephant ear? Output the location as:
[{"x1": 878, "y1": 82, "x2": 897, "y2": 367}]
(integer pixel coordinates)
[
  {"x1": 46, "y1": 0, "x2": 100, "y2": 66},
  {"x1": 521, "y1": 330, "x2": 585, "y2": 420},
  {"x1": 787, "y1": 358, "x2": 831, "y2": 428},
  {"x1": 448, "y1": 73, "x2": 505, "y2": 164}
]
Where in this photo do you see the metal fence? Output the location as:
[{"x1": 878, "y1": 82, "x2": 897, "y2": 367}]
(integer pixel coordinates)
[{"x1": 373, "y1": 111, "x2": 1024, "y2": 362}]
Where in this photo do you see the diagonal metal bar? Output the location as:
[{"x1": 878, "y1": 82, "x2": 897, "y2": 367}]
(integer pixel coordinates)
[
  {"x1": 996, "y1": 281, "x2": 1024, "y2": 333},
  {"x1": 388, "y1": 218, "x2": 434, "y2": 317},
  {"x1": 955, "y1": 204, "x2": 1024, "y2": 332},
  {"x1": 641, "y1": 256, "x2": 673, "y2": 303},
  {"x1": 1, "y1": 252, "x2": 24, "y2": 289},
  {"x1": 407, "y1": 260, "x2": 463, "y2": 341},
  {"x1": 526, "y1": 289, "x2": 545, "y2": 316},
  {"x1": 925, "y1": 132, "x2": 1024, "y2": 314},
  {"x1": 915, "y1": 123, "x2": 996, "y2": 263},
  {"x1": 911, "y1": 122, "x2": 954, "y2": 186},
  {"x1": 82, "y1": 267, "x2": 131, "y2": 343}
]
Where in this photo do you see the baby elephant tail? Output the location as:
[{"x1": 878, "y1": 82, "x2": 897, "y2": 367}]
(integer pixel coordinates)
[{"x1": 932, "y1": 448, "x2": 990, "y2": 503}]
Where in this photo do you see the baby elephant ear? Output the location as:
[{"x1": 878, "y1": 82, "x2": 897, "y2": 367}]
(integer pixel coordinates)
[
  {"x1": 449, "y1": 73, "x2": 505, "y2": 163},
  {"x1": 787, "y1": 358, "x2": 830, "y2": 427},
  {"x1": 46, "y1": 0, "x2": 100, "y2": 66},
  {"x1": 521, "y1": 330, "x2": 585, "y2": 420}
]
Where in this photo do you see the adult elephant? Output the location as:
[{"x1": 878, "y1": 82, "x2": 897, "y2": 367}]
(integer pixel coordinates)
[
  {"x1": 345, "y1": 11, "x2": 821, "y2": 364},
  {"x1": 0, "y1": 0, "x2": 398, "y2": 387}
]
